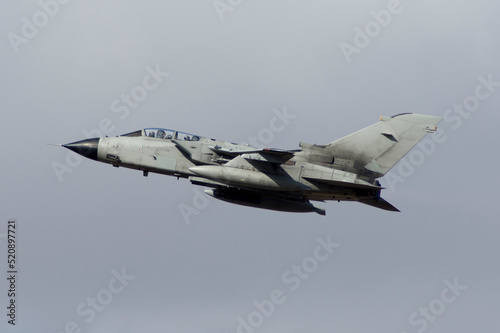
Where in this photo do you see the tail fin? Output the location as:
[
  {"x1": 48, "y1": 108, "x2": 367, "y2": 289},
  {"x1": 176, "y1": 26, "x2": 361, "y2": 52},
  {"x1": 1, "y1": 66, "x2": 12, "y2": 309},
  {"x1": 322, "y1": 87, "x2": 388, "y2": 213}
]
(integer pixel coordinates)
[{"x1": 327, "y1": 113, "x2": 441, "y2": 178}]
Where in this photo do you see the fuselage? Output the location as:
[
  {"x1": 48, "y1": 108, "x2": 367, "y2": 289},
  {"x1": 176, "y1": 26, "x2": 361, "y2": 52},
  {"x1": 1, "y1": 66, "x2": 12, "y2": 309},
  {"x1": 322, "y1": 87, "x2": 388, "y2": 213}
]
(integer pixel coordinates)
[{"x1": 65, "y1": 127, "x2": 378, "y2": 204}]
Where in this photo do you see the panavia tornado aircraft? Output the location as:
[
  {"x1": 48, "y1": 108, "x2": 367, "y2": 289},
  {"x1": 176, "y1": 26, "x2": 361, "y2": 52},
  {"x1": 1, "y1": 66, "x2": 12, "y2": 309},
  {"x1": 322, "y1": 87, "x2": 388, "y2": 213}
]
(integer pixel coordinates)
[{"x1": 61, "y1": 113, "x2": 441, "y2": 215}]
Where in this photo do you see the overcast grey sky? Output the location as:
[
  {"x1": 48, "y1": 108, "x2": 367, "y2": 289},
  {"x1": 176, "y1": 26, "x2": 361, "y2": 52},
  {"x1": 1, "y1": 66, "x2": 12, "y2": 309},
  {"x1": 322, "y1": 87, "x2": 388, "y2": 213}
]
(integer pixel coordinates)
[{"x1": 1, "y1": 0, "x2": 500, "y2": 332}]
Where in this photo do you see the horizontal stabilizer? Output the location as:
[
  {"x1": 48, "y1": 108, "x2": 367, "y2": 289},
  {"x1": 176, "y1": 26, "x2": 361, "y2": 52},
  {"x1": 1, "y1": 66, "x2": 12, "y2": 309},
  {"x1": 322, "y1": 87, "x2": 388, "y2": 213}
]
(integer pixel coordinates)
[
  {"x1": 359, "y1": 197, "x2": 400, "y2": 212},
  {"x1": 312, "y1": 205, "x2": 326, "y2": 216}
]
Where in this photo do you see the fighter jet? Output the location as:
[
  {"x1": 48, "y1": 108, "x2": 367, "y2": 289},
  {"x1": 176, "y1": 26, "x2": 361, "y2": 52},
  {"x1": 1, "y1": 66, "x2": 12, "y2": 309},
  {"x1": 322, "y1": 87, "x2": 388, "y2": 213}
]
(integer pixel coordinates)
[{"x1": 61, "y1": 113, "x2": 441, "y2": 215}]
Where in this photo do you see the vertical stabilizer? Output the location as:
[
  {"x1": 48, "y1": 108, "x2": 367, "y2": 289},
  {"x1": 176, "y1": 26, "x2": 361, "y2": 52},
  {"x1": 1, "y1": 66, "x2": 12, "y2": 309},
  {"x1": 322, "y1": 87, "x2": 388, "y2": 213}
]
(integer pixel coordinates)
[{"x1": 327, "y1": 113, "x2": 441, "y2": 178}]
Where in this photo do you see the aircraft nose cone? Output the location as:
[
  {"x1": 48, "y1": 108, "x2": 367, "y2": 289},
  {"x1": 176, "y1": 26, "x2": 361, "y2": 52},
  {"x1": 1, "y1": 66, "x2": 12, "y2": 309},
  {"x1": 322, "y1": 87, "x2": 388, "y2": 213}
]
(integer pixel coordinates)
[{"x1": 63, "y1": 138, "x2": 99, "y2": 161}]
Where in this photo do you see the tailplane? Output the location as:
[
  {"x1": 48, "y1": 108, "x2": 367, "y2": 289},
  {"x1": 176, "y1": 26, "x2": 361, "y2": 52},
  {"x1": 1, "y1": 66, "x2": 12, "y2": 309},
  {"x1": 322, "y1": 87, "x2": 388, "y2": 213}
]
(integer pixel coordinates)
[{"x1": 359, "y1": 197, "x2": 400, "y2": 212}]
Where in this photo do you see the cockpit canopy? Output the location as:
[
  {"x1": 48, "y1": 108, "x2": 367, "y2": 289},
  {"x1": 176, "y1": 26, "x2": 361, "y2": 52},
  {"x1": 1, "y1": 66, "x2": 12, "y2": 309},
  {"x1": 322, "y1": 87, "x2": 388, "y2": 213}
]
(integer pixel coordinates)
[
  {"x1": 145, "y1": 128, "x2": 175, "y2": 139},
  {"x1": 120, "y1": 128, "x2": 202, "y2": 141}
]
